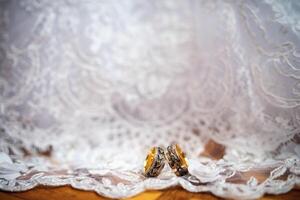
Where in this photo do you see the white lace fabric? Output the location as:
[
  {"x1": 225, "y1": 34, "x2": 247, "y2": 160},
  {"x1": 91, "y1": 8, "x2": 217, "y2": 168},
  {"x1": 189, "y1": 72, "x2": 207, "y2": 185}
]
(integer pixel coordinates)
[{"x1": 0, "y1": 0, "x2": 300, "y2": 199}]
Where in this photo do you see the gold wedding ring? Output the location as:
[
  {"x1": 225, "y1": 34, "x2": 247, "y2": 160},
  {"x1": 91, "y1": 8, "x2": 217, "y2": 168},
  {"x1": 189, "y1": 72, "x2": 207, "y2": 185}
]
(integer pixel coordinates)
[
  {"x1": 143, "y1": 147, "x2": 165, "y2": 177},
  {"x1": 165, "y1": 144, "x2": 189, "y2": 176}
]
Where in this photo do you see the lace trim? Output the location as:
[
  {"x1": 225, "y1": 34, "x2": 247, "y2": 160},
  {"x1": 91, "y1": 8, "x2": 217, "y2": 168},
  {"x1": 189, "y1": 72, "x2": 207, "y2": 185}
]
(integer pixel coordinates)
[{"x1": 0, "y1": 153, "x2": 299, "y2": 199}]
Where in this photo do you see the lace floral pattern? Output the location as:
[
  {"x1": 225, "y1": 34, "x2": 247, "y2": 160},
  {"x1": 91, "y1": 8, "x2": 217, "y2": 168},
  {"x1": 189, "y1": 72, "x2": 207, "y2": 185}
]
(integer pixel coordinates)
[{"x1": 0, "y1": 0, "x2": 299, "y2": 199}]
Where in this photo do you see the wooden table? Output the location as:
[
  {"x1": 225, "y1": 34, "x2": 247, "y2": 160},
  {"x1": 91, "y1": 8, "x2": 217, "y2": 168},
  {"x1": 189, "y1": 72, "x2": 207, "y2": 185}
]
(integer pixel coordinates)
[{"x1": 1, "y1": 186, "x2": 299, "y2": 200}]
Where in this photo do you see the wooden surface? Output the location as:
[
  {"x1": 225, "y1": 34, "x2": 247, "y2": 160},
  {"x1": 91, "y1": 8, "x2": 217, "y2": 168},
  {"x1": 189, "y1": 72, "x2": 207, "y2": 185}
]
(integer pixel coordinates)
[{"x1": 1, "y1": 186, "x2": 300, "y2": 200}]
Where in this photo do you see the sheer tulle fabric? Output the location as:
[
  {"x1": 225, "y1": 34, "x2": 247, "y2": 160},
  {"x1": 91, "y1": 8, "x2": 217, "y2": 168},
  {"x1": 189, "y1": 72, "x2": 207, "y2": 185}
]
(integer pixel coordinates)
[{"x1": 0, "y1": 0, "x2": 299, "y2": 199}]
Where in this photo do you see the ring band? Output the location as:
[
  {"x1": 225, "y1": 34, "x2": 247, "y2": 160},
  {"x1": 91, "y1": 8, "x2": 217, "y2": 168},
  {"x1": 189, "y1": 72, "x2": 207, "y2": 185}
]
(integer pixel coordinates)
[
  {"x1": 165, "y1": 144, "x2": 188, "y2": 176},
  {"x1": 143, "y1": 147, "x2": 165, "y2": 177}
]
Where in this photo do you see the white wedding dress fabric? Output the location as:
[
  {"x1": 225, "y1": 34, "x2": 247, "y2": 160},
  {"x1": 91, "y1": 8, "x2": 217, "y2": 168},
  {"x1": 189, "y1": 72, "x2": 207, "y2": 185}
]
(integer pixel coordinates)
[{"x1": 0, "y1": 0, "x2": 300, "y2": 199}]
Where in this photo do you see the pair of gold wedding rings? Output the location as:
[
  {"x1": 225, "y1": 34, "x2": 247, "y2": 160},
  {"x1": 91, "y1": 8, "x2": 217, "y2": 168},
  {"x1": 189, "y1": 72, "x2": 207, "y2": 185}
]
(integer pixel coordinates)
[{"x1": 143, "y1": 144, "x2": 188, "y2": 177}]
